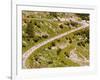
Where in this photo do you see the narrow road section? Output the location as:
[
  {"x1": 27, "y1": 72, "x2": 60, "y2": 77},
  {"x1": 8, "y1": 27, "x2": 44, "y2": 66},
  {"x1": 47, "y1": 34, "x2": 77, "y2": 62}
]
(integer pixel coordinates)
[{"x1": 22, "y1": 21, "x2": 89, "y2": 68}]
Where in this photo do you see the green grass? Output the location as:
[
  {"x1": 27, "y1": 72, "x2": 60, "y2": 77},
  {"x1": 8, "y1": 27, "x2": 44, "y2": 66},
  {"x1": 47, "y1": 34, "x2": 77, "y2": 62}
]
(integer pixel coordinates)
[
  {"x1": 25, "y1": 27, "x2": 89, "y2": 68},
  {"x1": 22, "y1": 19, "x2": 74, "y2": 53},
  {"x1": 22, "y1": 11, "x2": 89, "y2": 68}
]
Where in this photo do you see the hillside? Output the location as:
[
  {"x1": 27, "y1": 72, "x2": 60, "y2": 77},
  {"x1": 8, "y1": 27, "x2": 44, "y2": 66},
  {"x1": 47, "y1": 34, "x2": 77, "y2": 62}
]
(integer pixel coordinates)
[{"x1": 22, "y1": 11, "x2": 89, "y2": 68}]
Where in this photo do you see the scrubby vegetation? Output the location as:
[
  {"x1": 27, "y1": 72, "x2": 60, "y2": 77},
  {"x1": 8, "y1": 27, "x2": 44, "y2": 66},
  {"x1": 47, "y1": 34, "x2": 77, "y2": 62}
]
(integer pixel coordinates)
[
  {"x1": 22, "y1": 11, "x2": 89, "y2": 68},
  {"x1": 25, "y1": 27, "x2": 89, "y2": 68}
]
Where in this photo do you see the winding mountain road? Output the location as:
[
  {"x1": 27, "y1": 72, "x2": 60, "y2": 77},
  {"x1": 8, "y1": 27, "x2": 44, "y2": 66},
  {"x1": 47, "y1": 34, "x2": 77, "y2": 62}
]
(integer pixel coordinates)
[{"x1": 22, "y1": 20, "x2": 89, "y2": 68}]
